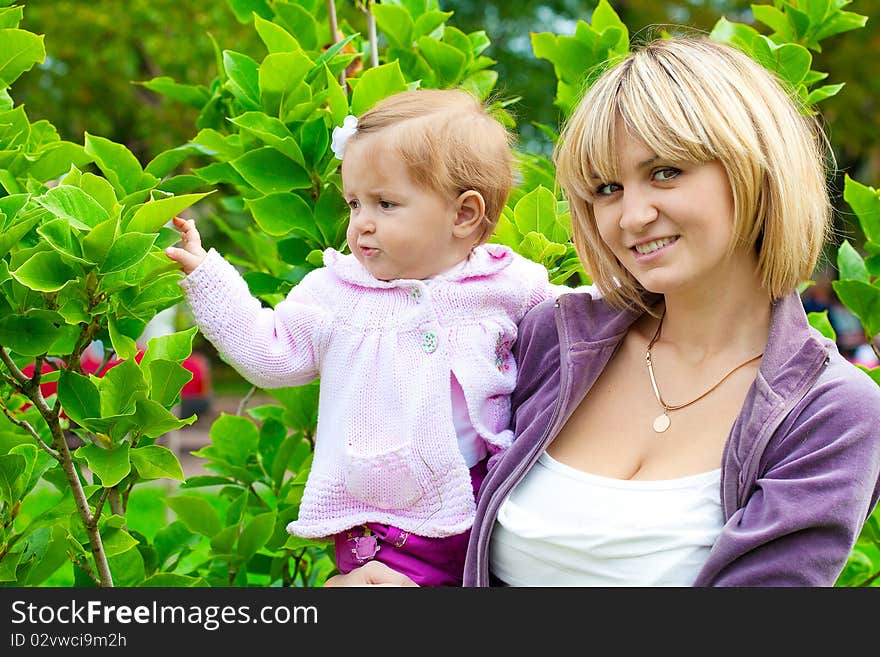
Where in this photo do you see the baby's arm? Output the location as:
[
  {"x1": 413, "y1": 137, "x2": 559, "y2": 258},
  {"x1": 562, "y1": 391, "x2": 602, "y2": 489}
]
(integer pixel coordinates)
[
  {"x1": 165, "y1": 216, "x2": 208, "y2": 275},
  {"x1": 165, "y1": 218, "x2": 324, "y2": 389}
]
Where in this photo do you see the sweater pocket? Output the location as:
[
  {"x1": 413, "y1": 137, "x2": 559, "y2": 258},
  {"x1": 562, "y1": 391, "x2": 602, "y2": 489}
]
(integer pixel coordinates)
[{"x1": 344, "y1": 441, "x2": 424, "y2": 510}]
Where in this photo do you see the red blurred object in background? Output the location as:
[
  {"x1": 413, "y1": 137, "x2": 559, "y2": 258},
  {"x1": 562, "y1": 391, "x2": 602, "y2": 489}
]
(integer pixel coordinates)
[{"x1": 21, "y1": 342, "x2": 212, "y2": 419}]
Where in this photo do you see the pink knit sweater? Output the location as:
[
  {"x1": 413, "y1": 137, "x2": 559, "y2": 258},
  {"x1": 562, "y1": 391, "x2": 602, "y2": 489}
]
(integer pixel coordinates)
[{"x1": 179, "y1": 244, "x2": 555, "y2": 538}]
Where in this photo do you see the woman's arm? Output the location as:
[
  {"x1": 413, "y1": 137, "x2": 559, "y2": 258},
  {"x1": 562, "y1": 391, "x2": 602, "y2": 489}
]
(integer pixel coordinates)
[{"x1": 695, "y1": 368, "x2": 880, "y2": 586}]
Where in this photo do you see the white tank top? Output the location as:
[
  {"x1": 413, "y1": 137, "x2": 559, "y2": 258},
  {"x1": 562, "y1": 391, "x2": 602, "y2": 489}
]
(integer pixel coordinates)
[{"x1": 489, "y1": 451, "x2": 723, "y2": 586}]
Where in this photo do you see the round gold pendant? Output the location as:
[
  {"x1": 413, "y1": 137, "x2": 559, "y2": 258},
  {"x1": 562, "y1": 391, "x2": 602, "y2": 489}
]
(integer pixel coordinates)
[{"x1": 652, "y1": 413, "x2": 671, "y2": 433}]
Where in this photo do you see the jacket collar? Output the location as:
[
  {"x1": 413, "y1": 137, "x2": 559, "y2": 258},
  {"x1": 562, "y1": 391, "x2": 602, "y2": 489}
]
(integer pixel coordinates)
[
  {"x1": 557, "y1": 289, "x2": 828, "y2": 399},
  {"x1": 322, "y1": 243, "x2": 515, "y2": 289}
]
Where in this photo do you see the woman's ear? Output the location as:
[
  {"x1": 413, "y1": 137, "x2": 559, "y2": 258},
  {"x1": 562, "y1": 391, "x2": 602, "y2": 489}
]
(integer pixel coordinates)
[{"x1": 452, "y1": 190, "x2": 486, "y2": 240}]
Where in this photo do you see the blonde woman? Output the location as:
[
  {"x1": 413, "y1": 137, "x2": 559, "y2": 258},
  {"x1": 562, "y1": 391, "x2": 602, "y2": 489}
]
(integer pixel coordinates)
[{"x1": 330, "y1": 37, "x2": 880, "y2": 587}]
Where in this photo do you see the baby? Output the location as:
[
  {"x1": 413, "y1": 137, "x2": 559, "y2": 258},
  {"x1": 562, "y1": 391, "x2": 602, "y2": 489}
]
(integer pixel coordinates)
[{"x1": 166, "y1": 88, "x2": 561, "y2": 586}]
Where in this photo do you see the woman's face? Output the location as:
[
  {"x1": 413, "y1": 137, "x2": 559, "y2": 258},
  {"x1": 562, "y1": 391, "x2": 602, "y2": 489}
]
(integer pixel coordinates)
[{"x1": 590, "y1": 125, "x2": 755, "y2": 299}]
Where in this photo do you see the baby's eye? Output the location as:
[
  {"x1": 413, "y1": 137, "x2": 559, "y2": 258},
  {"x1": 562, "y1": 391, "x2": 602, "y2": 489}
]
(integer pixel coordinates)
[
  {"x1": 347, "y1": 199, "x2": 360, "y2": 210},
  {"x1": 653, "y1": 167, "x2": 680, "y2": 182},
  {"x1": 379, "y1": 200, "x2": 395, "y2": 209},
  {"x1": 594, "y1": 182, "x2": 621, "y2": 196}
]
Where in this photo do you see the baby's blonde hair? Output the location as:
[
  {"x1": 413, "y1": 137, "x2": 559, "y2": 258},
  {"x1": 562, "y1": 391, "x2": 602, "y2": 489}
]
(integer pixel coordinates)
[
  {"x1": 351, "y1": 88, "x2": 515, "y2": 243},
  {"x1": 555, "y1": 36, "x2": 832, "y2": 309}
]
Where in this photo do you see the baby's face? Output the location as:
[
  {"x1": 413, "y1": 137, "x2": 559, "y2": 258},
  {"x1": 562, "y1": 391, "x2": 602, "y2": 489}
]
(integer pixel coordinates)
[{"x1": 341, "y1": 135, "x2": 470, "y2": 281}]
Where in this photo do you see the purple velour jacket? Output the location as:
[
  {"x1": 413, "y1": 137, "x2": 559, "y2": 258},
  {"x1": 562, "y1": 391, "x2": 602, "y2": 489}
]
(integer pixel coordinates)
[{"x1": 463, "y1": 290, "x2": 880, "y2": 586}]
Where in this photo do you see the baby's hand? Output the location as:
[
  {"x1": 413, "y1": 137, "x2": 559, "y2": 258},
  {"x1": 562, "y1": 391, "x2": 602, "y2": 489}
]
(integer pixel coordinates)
[{"x1": 165, "y1": 216, "x2": 208, "y2": 275}]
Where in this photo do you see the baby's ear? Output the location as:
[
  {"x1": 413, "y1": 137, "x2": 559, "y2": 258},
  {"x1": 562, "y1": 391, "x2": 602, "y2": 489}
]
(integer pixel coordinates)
[{"x1": 452, "y1": 190, "x2": 486, "y2": 240}]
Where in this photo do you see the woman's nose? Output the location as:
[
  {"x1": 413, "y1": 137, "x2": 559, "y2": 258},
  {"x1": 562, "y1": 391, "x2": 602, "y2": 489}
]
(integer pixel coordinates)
[{"x1": 617, "y1": 188, "x2": 659, "y2": 232}]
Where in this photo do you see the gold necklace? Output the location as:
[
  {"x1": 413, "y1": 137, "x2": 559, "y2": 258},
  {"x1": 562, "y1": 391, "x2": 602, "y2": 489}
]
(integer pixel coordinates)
[{"x1": 645, "y1": 308, "x2": 763, "y2": 433}]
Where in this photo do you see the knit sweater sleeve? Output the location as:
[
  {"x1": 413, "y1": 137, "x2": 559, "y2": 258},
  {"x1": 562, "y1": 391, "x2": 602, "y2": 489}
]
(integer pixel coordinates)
[{"x1": 178, "y1": 248, "x2": 325, "y2": 389}]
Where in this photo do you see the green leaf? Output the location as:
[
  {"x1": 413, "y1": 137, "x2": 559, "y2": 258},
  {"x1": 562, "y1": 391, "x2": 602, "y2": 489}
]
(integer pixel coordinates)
[
  {"x1": 36, "y1": 184, "x2": 110, "y2": 230},
  {"x1": 805, "y1": 82, "x2": 844, "y2": 105},
  {"x1": 125, "y1": 191, "x2": 213, "y2": 233},
  {"x1": 813, "y1": 10, "x2": 868, "y2": 44},
  {"x1": 131, "y1": 397, "x2": 196, "y2": 438},
  {"x1": 23, "y1": 525, "x2": 68, "y2": 586},
  {"x1": 372, "y1": 4, "x2": 414, "y2": 50},
  {"x1": 108, "y1": 315, "x2": 138, "y2": 360},
  {"x1": 710, "y1": 17, "x2": 761, "y2": 53},
  {"x1": 10, "y1": 250, "x2": 77, "y2": 293},
  {"x1": 227, "y1": 0, "x2": 273, "y2": 22},
  {"x1": 230, "y1": 147, "x2": 311, "y2": 193},
  {"x1": 0, "y1": 452, "x2": 24, "y2": 505},
  {"x1": 147, "y1": 359, "x2": 193, "y2": 406},
  {"x1": 519, "y1": 231, "x2": 566, "y2": 266},
  {"x1": 210, "y1": 525, "x2": 240, "y2": 553},
  {"x1": 833, "y1": 280, "x2": 880, "y2": 338},
  {"x1": 254, "y1": 13, "x2": 298, "y2": 53},
  {"x1": 0, "y1": 207, "x2": 44, "y2": 258},
  {"x1": 138, "y1": 76, "x2": 211, "y2": 109},
  {"x1": 417, "y1": 36, "x2": 467, "y2": 87},
  {"x1": 461, "y1": 70, "x2": 498, "y2": 101},
  {"x1": 228, "y1": 112, "x2": 305, "y2": 166},
  {"x1": 209, "y1": 413, "x2": 259, "y2": 466},
  {"x1": 751, "y1": 37, "x2": 811, "y2": 87},
  {"x1": 245, "y1": 191, "x2": 319, "y2": 240},
  {"x1": 99, "y1": 232, "x2": 156, "y2": 274},
  {"x1": 843, "y1": 175, "x2": 880, "y2": 245},
  {"x1": 28, "y1": 141, "x2": 91, "y2": 182},
  {"x1": 57, "y1": 370, "x2": 101, "y2": 425},
  {"x1": 807, "y1": 310, "x2": 837, "y2": 342},
  {"x1": 101, "y1": 526, "x2": 139, "y2": 557},
  {"x1": 77, "y1": 442, "x2": 130, "y2": 487},
  {"x1": 751, "y1": 5, "x2": 794, "y2": 41},
  {"x1": 140, "y1": 326, "x2": 197, "y2": 370},
  {"x1": 837, "y1": 240, "x2": 869, "y2": 282},
  {"x1": 313, "y1": 187, "x2": 347, "y2": 246},
  {"x1": 130, "y1": 445, "x2": 184, "y2": 481},
  {"x1": 258, "y1": 51, "x2": 313, "y2": 115},
  {"x1": 166, "y1": 495, "x2": 222, "y2": 537},
  {"x1": 0, "y1": 313, "x2": 57, "y2": 357},
  {"x1": 82, "y1": 217, "x2": 118, "y2": 265},
  {"x1": 513, "y1": 186, "x2": 568, "y2": 243},
  {"x1": 142, "y1": 573, "x2": 209, "y2": 587},
  {"x1": 36, "y1": 219, "x2": 88, "y2": 263},
  {"x1": 238, "y1": 512, "x2": 276, "y2": 560},
  {"x1": 84, "y1": 133, "x2": 153, "y2": 197},
  {"x1": 223, "y1": 50, "x2": 261, "y2": 108},
  {"x1": 414, "y1": 10, "x2": 453, "y2": 39},
  {"x1": 0, "y1": 28, "x2": 45, "y2": 87},
  {"x1": 299, "y1": 116, "x2": 329, "y2": 170},
  {"x1": 98, "y1": 359, "x2": 148, "y2": 417},
  {"x1": 324, "y1": 65, "x2": 348, "y2": 127},
  {"x1": 350, "y1": 61, "x2": 408, "y2": 116},
  {"x1": 273, "y1": 2, "x2": 318, "y2": 50}
]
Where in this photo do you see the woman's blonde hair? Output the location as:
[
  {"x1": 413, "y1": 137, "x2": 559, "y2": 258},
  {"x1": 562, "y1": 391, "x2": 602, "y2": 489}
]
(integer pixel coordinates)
[
  {"x1": 554, "y1": 36, "x2": 832, "y2": 309},
  {"x1": 351, "y1": 88, "x2": 515, "y2": 244}
]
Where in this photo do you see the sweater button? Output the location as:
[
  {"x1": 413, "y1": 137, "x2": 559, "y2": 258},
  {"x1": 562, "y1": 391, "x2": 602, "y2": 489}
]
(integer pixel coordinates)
[
  {"x1": 421, "y1": 331, "x2": 438, "y2": 353},
  {"x1": 410, "y1": 286, "x2": 423, "y2": 302}
]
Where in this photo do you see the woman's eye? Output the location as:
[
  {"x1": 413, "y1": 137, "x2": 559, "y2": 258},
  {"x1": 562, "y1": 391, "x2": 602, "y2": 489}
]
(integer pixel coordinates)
[
  {"x1": 594, "y1": 182, "x2": 621, "y2": 196},
  {"x1": 653, "y1": 167, "x2": 680, "y2": 182}
]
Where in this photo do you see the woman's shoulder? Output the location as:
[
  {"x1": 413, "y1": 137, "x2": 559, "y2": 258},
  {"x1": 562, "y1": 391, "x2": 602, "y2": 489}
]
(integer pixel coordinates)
[{"x1": 814, "y1": 348, "x2": 880, "y2": 411}]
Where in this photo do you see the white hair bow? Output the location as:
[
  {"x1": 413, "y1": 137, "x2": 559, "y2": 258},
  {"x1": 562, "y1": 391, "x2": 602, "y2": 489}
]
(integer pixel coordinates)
[{"x1": 331, "y1": 115, "x2": 358, "y2": 160}]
